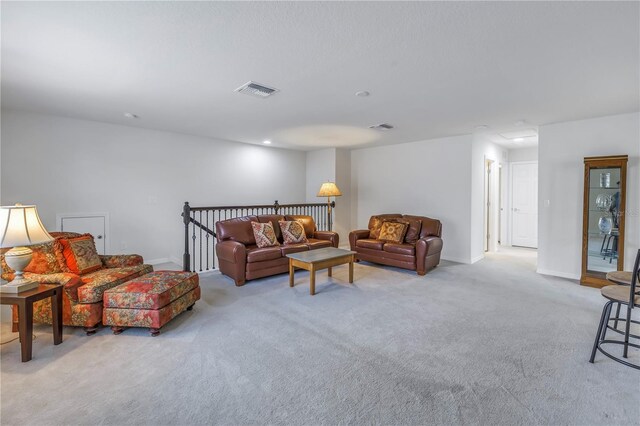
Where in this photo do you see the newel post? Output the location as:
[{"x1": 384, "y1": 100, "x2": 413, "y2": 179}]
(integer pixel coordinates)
[{"x1": 183, "y1": 202, "x2": 191, "y2": 272}]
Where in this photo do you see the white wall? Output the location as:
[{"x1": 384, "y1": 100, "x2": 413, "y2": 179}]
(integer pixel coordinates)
[
  {"x1": 1, "y1": 110, "x2": 307, "y2": 264},
  {"x1": 334, "y1": 148, "x2": 351, "y2": 246},
  {"x1": 351, "y1": 134, "x2": 474, "y2": 263},
  {"x1": 538, "y1": 112, "x2": 640, "y2": 279},
  {"x1": 304, "y1": 147, "x2": 351, "y2": 245},
  {"x1": 509, "y1": 146, "x2": 538, "y2": 162},
  {"x1": 305, "y1": 148, "x2": 336, "y2": 202}
]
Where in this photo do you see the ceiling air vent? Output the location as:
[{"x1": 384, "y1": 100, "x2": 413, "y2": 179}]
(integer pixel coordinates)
[
  {"x1": 234, "y1": 81, "x2": 279, "y2": 98},
  {"x1": 369, "y1": 123, "x2": 394, "y2": 130}
]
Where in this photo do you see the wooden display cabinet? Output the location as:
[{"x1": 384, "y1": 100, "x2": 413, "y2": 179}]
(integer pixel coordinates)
[{"x1": 581, "y1": 155, "x2": 628, "y2": 287}]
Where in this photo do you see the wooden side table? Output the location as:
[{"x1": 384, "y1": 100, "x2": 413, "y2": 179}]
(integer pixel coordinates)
[{"x1": 0, "y1": 284, "x2": 63, "y2": 362}]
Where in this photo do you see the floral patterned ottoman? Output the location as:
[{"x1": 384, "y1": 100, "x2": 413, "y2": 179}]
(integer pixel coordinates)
[{"x1": 102, "y1": 271, "x2": 200, "y2": 336}]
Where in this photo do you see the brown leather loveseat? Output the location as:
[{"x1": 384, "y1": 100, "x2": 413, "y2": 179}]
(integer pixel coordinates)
[
  {"x1": 215, "y1": 215, "x2": 339, "y2": 286},
  {"x1": 349, "y1": 214, "x2": 443, "y2": 275}
]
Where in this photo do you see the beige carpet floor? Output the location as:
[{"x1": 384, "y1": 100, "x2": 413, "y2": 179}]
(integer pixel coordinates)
[{"x1": 1, "y1": 248, "x2": 638, "y2": 425}]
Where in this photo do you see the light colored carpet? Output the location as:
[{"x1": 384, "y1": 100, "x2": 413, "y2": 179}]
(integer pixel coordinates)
[{"x1": 1, "y1": 248, "x2": 638, "y2": 425}]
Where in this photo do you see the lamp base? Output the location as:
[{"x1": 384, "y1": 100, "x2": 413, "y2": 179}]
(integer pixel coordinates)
[{"x1": 0, "y1": 278, "x2": 38, "y2": 293}]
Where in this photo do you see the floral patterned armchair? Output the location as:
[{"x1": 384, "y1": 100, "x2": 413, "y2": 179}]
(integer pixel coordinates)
[{"x1": 2, "y1": 232, "x2": 153, "y2": 335}]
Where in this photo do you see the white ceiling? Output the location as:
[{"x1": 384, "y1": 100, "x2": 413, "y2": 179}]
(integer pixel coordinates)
[{"x1": 2, "y1": 2, "x2": 638, "y2": 150}]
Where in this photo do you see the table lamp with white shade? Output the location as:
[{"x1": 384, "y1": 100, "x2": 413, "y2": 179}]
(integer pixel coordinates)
[{"x1": 0, "y1": 204, "x2": 53, "y2": 293}]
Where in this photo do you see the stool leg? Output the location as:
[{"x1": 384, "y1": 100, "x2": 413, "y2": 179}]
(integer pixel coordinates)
[
  {"x1": 613, "y1": 302, "x2": 621, "y2": 329},
  {"x1": 111, "y1": 326, "x2": 124, "y2": 335},
  {"x1": 590, "y1": 301, "x2": 611, "y2": 363},
  {"x1": 623, "y1": 304, "x2": 632, "y2": 358}
]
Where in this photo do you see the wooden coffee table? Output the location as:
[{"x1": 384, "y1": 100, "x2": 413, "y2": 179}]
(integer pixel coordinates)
[
  {"x1": 287, "y1": 247, "x2": 356, "y2": 295},
  {"x1": 0, "y1": 283, "x2": 63, "y2": 362}
]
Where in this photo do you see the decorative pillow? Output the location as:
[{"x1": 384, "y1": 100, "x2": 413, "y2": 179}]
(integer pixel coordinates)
[
  {"x1": 59, "y1": 234, "x2": 103, "y2": 275},
  {"x1": 378, "y1": 221, "x2": 408, "y2": 244},
  {"x1": 369, "y1": 216, "x2": 385, "y2": 239},
  {"x1": 24, "y1": 240, "x2": 66, "y2": 274},
  {"x1": 399, "y1": 218, "x2": 423, "y2": 244},
  {"x1": 279, "y1": 220, "x2": 308, "y2": 244},
  {"x1": 251, "y1": 221, "x2": 280, "y2": 248}
]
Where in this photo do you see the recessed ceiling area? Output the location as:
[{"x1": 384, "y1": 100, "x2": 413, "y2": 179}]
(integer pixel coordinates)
[{"x1": 1, "y1": 2, "x2": 638, "y2": 150}]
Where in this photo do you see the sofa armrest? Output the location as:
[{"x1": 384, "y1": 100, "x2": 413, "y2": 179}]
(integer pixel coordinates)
[
  {"x1": 216, "y1": 241, "x2": 247, "y2": 264},
  {"x1": 349, "y1": 230, "x2": 370, "y2": 250},
  {"x1": 415, "y1": 236, "x2": 443, "y2": 273},
  {"x1": 100, "y1": 254, "x2": 144, "y2": 268},
  {"x1": 314, "y1": 231, "x2": 339, "y2": 248},
  {"x1": 24, "y1": 272, "x2": 83, "y2": 303}
]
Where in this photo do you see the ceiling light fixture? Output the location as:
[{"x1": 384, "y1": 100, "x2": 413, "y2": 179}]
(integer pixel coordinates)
[
  {"x1": 355, "y1": 91, "x2": 370, "y2": 97},
  {"x1": 513, "y1": 137, "x2": 524, "y2": 142},
  {"x1": 123, "y1": 112, "x2": 138, "y2": 119},
  {"x1": 263, "y1": 140, "x2": 272, "y2": 145}
]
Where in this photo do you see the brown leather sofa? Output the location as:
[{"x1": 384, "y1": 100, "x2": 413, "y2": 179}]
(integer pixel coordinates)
[
  {"x1": 349, "y1": 214, "x2": 443, "y2": 275},
  {"x1": 215, "y1": 214, "x2": 339, "y2": 286}
]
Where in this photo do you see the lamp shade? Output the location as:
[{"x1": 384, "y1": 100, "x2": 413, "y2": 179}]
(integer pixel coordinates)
[
  {"x1": 317, "y1": 182, "x2": 342, "y2": 197},
  {"x1": 0, "y1": 204, "x2": 53, "y2": 248}
]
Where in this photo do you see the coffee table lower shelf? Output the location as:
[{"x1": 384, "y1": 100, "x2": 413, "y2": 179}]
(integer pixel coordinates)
[{"x1": 286, "y1": 247, "x2": 356, "y2": 295}]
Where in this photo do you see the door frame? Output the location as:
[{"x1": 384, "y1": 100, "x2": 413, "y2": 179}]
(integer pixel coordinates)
[
  {"x1": 56, "y1": 212, "x2": 110, "y2": 254},
  {"x1": 484, "y1": 157, "x2": 499, "y2": 253},
  {"x1": 509, "y1": 161, "x2": 538, "y2": 248}
]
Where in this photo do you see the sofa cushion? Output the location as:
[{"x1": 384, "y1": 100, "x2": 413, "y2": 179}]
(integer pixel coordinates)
[
  {"x1": 399, "y1": 218, "x2": 422, "y2": 243},
  {"x1": 284, "y1": 215, "x2": 316, "y2": 238},
  {"x1": 216, "y1": 216, "x2": 258, "y2": 245},
  {"x1": 409, "y1": 216, "x2": 442, "y2": 238},
  {"x1": 78, "y1": 264, "x2": 153, "y2": 304},
  {"x1": 306, "y1": 239, "x2": 332, "y2": 250},
  {"x1": 246, "y1": 246, "x2": 282, "y2": 263},
  {"x1": 378, "y1": 221, "x2": 408, "y2": 244},
  {"x1": 251, "y1": 221, "x2": 280, "y2": 248},
  {"x1": 279, "y1": 220, "x2": 308, "y2": 244},
  {"x1": 356, "y1": 239, "x2": 385, "y2": 250},
  {"x1": 280, "y1": 244, "x2": 309, "y2": 256},
  {"x1": 60, "y1": 234, "x2": 103, "y2": 275},
  {"x1": 383, "y1": 243, "x2": 416, "y2": 256}
]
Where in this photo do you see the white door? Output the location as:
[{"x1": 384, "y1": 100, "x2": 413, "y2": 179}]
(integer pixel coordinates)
[
  {"x1": 511, "y1": 162, "x2": 538, "y2": 248},
  {"x1": 58, "y1": 214, "x2": 108, "y2": 254}
]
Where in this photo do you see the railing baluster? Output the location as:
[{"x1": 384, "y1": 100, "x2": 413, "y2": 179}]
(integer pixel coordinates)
[{"x1": 183, "y1": 200, "x2": 334, "y2": 272}]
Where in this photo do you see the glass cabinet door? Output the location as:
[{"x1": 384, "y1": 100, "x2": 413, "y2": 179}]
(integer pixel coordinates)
[{"x1": 581, "y1": 155, "x2": 627, "y2": 287}]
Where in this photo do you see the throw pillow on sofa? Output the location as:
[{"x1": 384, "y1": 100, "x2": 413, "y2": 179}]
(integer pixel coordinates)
[
  {"x1": 24, "y1": 239, "x2": 66, "y2": 274},
  {"x1": 378, "y1": 221, "x2": 408, "y2": 244},
  {"x1": 369, "y1": 216, "x2": 385, "y2": 239},
  {"x1": 251, "y1": 221, "x2": 280, "y2": 248},
  {"x1": 279, "y1": 220, "x2": 308, "y2": 244},
  {"x1": 59, "y1": 234, "x2": 103, "y2": 274}
]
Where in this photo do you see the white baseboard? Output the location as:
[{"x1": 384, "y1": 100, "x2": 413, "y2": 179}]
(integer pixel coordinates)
[
  {"x1": 169, "y1": 256, "x2": 183, "y2": 266},
  {"x1": 441, "y1": 255, "x2": 474, "y2": 264},
  {"x1": 536, "y1": 268, "x2": 580, "y2": 280},
  {"x1": 469, "y1": 255, "x2": 484, "y2": 264},
  {"x1": 147, "y1": 257, "x2": 170, "y2": 266}
]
